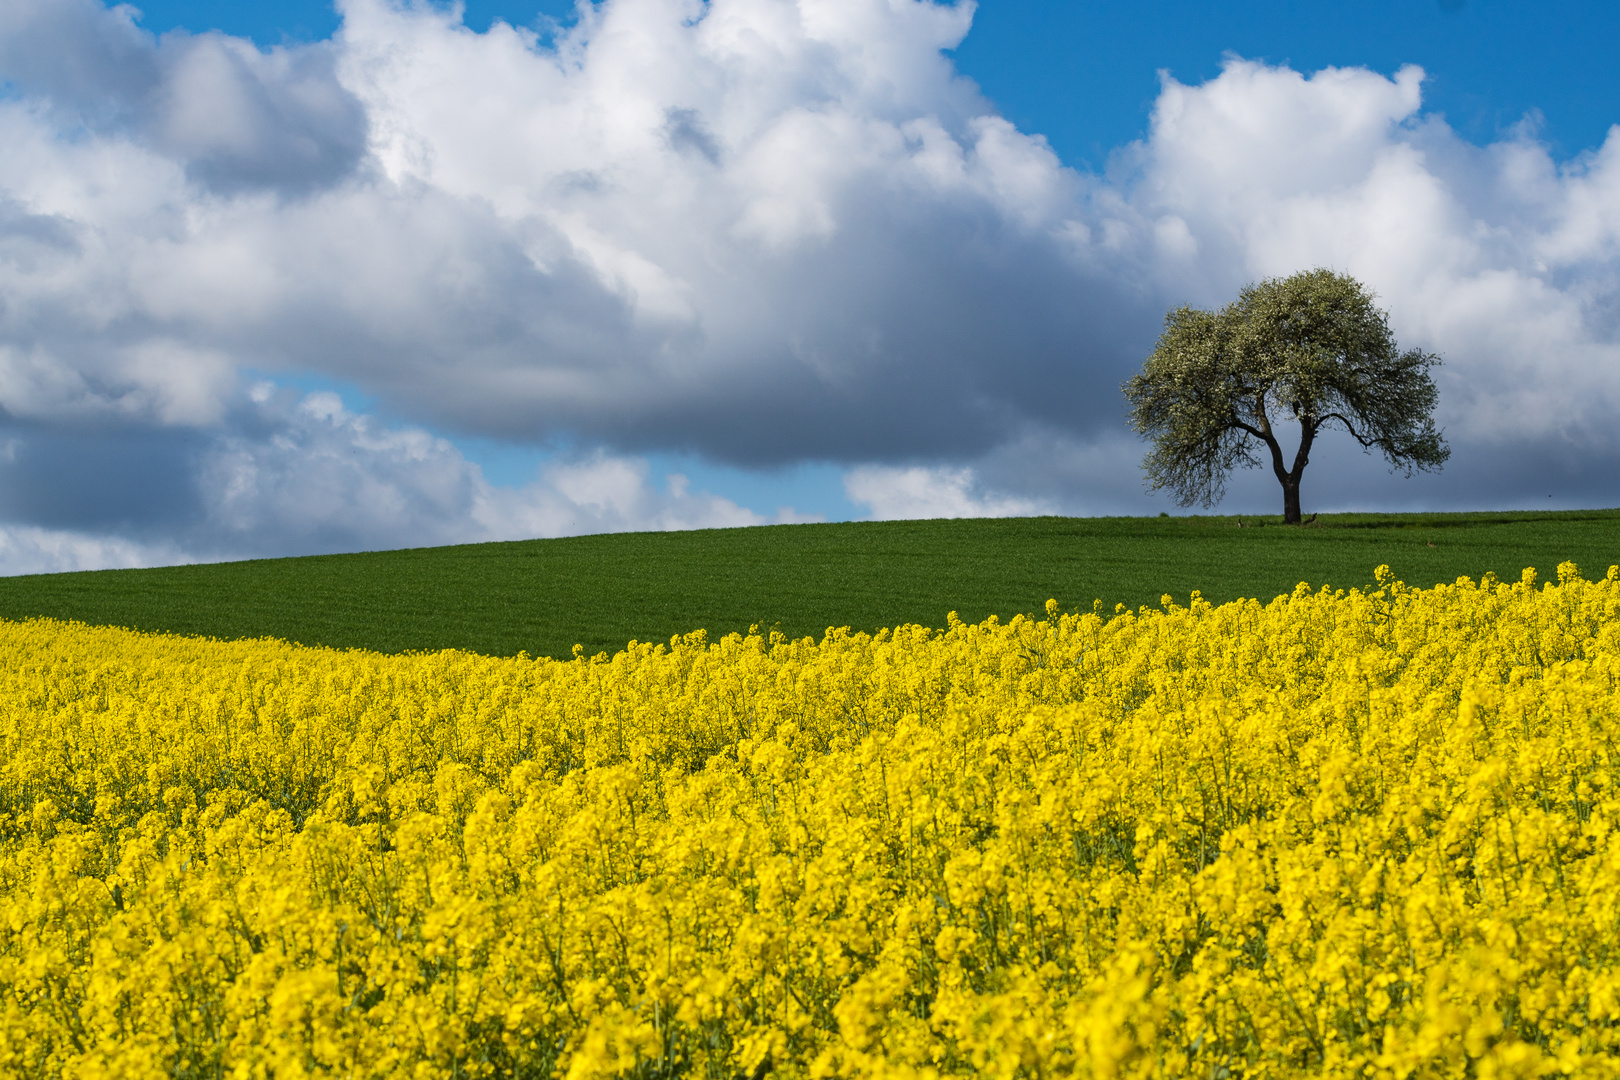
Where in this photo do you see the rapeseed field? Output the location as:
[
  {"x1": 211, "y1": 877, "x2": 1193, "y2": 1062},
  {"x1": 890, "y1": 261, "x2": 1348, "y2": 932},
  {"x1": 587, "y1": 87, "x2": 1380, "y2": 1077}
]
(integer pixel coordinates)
[{"x1": 1, "y1": 563, "x2": 1618, "y2": 1078}]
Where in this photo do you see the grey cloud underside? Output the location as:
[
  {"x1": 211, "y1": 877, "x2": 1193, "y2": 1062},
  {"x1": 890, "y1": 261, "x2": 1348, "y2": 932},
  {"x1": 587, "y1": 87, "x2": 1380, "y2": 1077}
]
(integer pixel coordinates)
[
  {"x1": 156, "y1": 37, "x2": 367, "y2": 193},
  {"x1": 0, "y1": 162, "x2": 1149, "y2": 464},
  {"x1": 0, "y1": 424, "x2": 205, "y2": 533},
  {"x1": 0, "y1": 199, "x2": 81, "y2": 266},
  {"x1": 0, "y1": 0, "x2": 366, "y2": 195},
  {"x1": 330, "y1": 198, "x2": 1151, "y2": 463}
]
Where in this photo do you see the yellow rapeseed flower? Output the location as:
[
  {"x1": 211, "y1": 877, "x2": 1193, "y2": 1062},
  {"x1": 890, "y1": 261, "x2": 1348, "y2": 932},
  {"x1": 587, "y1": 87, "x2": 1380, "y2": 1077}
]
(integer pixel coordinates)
[{"x1": 0, "y1": 562, "x2": 1617, "y2": 1076}]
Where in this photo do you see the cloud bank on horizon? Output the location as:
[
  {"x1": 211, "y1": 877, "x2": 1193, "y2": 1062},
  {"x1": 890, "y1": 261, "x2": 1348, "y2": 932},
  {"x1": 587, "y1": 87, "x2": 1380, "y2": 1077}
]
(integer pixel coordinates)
[{"x1": 0, "y1": 0, "x2": 1617, "y2": 572}]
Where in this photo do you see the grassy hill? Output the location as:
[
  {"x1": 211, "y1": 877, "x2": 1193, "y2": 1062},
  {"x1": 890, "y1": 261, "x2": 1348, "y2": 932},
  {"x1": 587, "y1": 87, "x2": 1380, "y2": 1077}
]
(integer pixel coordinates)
[{"x1": 0, "y1": 509, "x2": 1615, "y2": 659}]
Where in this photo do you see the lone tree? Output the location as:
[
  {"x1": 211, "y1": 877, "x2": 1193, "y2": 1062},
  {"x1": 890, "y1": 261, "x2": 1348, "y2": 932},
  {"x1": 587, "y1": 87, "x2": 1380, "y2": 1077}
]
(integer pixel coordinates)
[{"x1": 1124, "y1": 269, "x2": 1449, "y2": 524}]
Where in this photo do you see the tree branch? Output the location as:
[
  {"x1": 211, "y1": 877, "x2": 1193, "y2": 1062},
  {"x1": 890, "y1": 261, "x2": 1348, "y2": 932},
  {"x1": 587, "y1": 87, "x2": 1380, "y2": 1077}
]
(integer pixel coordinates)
[{"x1": 1319, "y1": 412, "x2": 1376, "y2": 448}]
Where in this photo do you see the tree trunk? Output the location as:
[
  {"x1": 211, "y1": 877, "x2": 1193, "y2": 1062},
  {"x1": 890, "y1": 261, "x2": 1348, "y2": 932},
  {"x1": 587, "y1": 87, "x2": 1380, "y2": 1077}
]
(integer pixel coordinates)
[
  {"x1": 1278, "y1": 416, "x2": 1316, "y2": 525},
  {"x1": 1254, "y1": 409, "x2": 1312, "y2": 525},
  {"x1": 1282, "y1": 480, "x2": 1301, "y2": 524}
]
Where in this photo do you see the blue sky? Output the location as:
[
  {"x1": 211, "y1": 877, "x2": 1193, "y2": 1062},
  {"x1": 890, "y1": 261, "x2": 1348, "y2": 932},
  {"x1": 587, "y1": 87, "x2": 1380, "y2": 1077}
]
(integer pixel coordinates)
[{"x1": 0, "y1": 0, "x2": 1617, "y2": 570}]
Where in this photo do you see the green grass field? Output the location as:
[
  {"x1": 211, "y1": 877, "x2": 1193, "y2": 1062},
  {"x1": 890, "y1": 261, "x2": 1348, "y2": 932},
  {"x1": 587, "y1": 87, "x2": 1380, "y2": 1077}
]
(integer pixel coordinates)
[{"x1": 0, "y1": 509, "x2": 1615, "y2": 659}]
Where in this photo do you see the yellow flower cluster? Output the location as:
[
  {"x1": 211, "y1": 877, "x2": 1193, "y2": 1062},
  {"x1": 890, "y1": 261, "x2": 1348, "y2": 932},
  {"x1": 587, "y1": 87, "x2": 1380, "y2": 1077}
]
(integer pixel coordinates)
[{"x1": 2, "y1": 562, "x2": 1619, "y2": 1078}]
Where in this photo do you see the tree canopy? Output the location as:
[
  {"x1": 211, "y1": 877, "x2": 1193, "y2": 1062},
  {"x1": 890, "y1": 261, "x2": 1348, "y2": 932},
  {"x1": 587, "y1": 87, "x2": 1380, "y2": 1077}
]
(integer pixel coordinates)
[{"x1": 1124, "y1": 269, "x2": 1449, "y2": 524}]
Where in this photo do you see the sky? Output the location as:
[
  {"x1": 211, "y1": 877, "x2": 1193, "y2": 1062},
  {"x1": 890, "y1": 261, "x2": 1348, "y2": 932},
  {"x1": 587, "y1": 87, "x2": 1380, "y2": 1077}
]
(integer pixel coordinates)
[{"x1": 0, "y1": 0, "x2": 1617, "y2": 573}]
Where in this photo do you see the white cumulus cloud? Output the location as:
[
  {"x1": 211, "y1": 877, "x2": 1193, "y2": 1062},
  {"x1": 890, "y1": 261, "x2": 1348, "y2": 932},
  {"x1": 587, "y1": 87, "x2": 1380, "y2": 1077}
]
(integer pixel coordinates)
[
  {"x1": 0, "y1": 525, "x2": 192, "y2": 578},
  {"x1": 845, "y1": 464, "x2": 1047, "y2": 519},
  {"x1": 1131, "y1": 58, "x2": 1620, "y2": 437}
]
